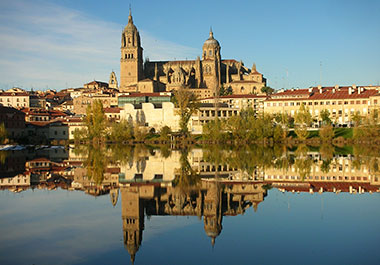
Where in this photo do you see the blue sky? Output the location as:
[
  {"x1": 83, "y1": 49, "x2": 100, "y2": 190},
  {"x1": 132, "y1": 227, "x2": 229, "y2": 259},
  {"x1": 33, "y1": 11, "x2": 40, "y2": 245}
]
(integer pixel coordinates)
[{"x1": 0, "y1": 0, "x2": 379, "y2": 90}]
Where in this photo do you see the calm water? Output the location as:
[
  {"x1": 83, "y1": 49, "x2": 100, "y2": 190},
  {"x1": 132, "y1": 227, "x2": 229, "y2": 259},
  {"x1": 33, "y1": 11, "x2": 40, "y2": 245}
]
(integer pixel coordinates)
[{"x1": 0, "y1": 145, "x2": 379, "y2": 265}]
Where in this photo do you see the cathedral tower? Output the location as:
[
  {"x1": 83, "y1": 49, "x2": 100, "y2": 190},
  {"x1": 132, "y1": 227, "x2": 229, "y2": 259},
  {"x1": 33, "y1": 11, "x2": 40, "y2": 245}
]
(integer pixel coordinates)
[
  {"x1": 120, "y1": 9, "x2": 143, "y2": 90},
  {"x1": 201, "y1": 28, "x2": 221, "y2": 93}
]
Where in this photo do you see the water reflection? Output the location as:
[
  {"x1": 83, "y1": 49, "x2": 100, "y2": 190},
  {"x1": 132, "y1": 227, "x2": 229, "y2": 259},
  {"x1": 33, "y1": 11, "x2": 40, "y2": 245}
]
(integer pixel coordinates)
[{"x1": 1, "y1": 144, "x2": 380, "y2": 263}]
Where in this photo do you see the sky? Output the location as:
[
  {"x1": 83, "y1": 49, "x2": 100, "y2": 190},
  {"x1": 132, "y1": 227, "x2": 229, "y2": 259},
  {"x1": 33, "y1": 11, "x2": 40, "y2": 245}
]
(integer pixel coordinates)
[{"x1": 0, "y1": 0, "x2": 379, "y2": 91}]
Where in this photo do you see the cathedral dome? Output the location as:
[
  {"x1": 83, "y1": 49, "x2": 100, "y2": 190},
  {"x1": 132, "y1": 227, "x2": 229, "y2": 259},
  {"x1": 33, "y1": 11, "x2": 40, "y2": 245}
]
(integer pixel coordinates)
[
  {"x1": 203, "y1": 29, "x2": 220, "y2": 49},
  {"x1": 124, "y1": 10, "x2": 138, "y2": 33}
]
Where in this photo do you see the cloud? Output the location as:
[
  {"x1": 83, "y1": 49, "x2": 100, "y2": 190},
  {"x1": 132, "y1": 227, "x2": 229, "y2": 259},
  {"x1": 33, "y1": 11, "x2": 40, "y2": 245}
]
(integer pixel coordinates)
[{"x1": 0, "y1": 0, "x2": 198, "y2": 90}]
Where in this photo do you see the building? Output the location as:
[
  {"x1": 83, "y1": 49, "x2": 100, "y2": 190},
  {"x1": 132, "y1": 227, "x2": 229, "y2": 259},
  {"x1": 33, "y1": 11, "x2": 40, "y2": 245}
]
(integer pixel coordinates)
[
  {"x1": 120, "y1": 102, "x2": 181, "y2": 132},
  {"x1": 119, "y1": 10, "x2": 266, "y2": 97},
  {"x1": 73, "y1": 93, "x2": 118, "y2": 115},
  {"x1": 120, "y1": 102, "x2": 239, "y2": 134},
  {"x1": 264, "y1": 85, "x2": 380, "y2": 126},
  {"x1": 0, "y1": 88, "x2": 29, "y2": 109},
  {"x1": 0, "y1": 106, "x2": 26, "y2": 140}
]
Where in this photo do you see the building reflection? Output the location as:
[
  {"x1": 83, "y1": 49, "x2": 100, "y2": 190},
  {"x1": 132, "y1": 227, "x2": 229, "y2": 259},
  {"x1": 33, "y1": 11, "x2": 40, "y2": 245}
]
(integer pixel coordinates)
[
  {"x1": 1, "y1": 145, "x2": 380, "y2": 263},
  {"x1": 120, "y1": 179, "x2": 267, "y2": 263}
]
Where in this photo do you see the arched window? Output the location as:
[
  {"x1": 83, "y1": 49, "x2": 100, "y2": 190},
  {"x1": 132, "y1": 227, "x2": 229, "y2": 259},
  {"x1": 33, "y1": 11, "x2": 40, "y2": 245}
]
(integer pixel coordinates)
[
  {"x1": 128, "y1": 37, "x2": 131, "y2": 44},
  {"x1": 204, "y1": 51, "x2": 206, "y2": 57},
  {"x1": 241, "y1": 86, "x2": 245, "y2": 92},
  {"x1": 209, "y1": 50, "x2": 212, "y2": 56},
  {"x1": 131, "y1": 54, "x2": 133, "y2": 59}
]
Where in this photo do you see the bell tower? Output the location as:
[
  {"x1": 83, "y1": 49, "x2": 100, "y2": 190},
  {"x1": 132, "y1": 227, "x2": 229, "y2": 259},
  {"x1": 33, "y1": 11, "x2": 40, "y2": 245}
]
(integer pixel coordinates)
[
  {"x1": 120, "y1": 8, "x2": 143, "y2": 90},
  {"x1": 201, "y1": 28, "x2": 221, "y2": 92}
]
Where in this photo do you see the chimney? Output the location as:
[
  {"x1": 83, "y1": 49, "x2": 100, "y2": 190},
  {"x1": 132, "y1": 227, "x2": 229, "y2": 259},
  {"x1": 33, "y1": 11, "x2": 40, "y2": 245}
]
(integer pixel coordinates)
[
  {"x1": 318, "y1": 85, "x2": 322, "y2": 94},
  {"x1": 349, "y1": 87, "x2": 352, "y2": 95},
  {"x1": 335, "y1": 84, "x2": 339, "y2": 90},
  {"x1": 358, "y1": 87, "x2": 361, "y2": 94},
  {"x1": 308, "y1": 87, "x2": 313, "y2": 93},
  {"x1": 332, "y1": 88, "x2": 336, "y2": 94}
]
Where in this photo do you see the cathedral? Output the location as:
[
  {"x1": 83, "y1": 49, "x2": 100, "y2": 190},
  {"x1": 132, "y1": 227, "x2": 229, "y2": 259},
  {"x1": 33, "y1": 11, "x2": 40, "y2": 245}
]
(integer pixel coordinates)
[{"x1": 120, "y1": 10, "x2": 267, "y2": 98}]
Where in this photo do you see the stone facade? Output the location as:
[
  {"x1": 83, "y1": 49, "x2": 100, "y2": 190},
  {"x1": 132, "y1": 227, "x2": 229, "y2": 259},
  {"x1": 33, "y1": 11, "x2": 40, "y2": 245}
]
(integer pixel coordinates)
[{"x1": 119, "y1": 11, "x2": 266, "y2": 97}]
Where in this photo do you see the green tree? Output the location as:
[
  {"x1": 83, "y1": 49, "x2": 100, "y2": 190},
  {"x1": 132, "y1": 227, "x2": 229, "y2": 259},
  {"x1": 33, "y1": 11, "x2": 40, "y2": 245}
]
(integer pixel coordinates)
[
  {"x1": 173, "y1": 88, "x2": 199, "y2": 136},
  {"x1": 85, "y1": 100, "x2": 106, "y2": 142},
  {"x1": 261, "y1": 86, "x2": 274, "y2": 96},
  {"x1": 351, "y1": 111, "x2": 362, "y2": 127},
  {"x1": 320, "y1": 109, "x2": 332, "y2": 125},
  {"x1": 108, "y1": 119, "x2": 133, "y2": 142},
  {"x1": 159, "y1": 125, "x2": 172, "y2": 141},
  {"x1": 0, "y1": 123, "x2": 7, "y2": 144},
  {"x1": 219, "y1": 85, "x2": 232, "y2": 96},
  {"x1": 203, "y1": 118, "x2": 227, "y2": 142},
  {"x1": 294, "y1": 103, "x2": 312, "y2": 141}
]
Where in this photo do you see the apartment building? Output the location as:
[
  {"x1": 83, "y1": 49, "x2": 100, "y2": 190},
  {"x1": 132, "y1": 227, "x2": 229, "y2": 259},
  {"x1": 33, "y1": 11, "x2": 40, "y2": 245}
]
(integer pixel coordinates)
[{"x1": 264, "y1": 85, "x2": 380, "y2": 126}]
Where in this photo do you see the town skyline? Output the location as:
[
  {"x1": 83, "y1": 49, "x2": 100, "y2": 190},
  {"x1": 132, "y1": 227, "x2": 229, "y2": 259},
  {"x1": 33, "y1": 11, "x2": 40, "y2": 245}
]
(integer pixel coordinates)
[{"x1": 0, "y1": 0, "x2": 379, "y2": 91}]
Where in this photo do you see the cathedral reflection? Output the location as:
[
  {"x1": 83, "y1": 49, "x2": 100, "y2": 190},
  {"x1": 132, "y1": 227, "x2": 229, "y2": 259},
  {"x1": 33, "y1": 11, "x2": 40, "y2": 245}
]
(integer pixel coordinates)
[{"x1": 119, "y1": 179, "x2": 267, "y2": 263}]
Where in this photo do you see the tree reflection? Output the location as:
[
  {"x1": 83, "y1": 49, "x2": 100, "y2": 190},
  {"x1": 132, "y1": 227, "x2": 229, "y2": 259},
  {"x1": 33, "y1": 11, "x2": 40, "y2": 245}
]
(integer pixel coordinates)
[
  {"x1": 320, "y1": 144, "x2": 334, "y2": 173},
  {"x1": 173, "y1": 147, "x2": 200, "y2": 192},
  {"x1": 294, "y1": 144, "x2": 312, "y2": 180}
]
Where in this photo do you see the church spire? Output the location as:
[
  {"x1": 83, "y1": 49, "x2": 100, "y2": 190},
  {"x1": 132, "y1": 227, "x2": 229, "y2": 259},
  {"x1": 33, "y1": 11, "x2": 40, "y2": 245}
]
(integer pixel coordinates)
[
  {"x1": 209, "y1": 26, "x2": 213, "y2": 39},
  {"x1": 128, "y1": 4, "x2": 133, "y2": 24}
]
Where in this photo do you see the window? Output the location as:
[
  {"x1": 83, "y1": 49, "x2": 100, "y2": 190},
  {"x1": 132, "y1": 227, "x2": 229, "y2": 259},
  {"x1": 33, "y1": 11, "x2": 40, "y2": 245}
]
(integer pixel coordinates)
[
  {"x1": 332, "y1": 101, "x2": 336, "y2": 105},
  {"x1": 296, "y1": 102, "x2": 300, "y2": 106},
  {"x1": 375, "y1": 100, "x2": 378, "y2": 104},
  {"x1": 356, "y1": 100, "x2": 360, "y2": 104},
  {"x1": 350, "y1": 101, "x2": 354, "y2": 104},
  {"x1": 338, "y1": 101, "x2": 342, "y2": 105},
  {"x1": 278, "y1": 103, "x2": 282, "y2": 106},
  {"x1": 344, "y1": 101, "x2": 348, "y2": 105},
  {"x1": 326, "y1": 101, "x2": 330, "y2": 105},
  {"x1": 362, "y1": 100, "x2": 367, "y2": 104},
  {"x1": 314, "y1": 102, "x2": 318, "y2": 105},
  {"x1": 284, "y1": 103, "x2": 288, "y2": 106},
  {"x1": 273, "y1": 103, "x2": 276, "y2": 107},
  {"x1": 308, "y1": 102, "x2": 312, "y2": 105},
  {"x1": 320, "y1": 102, "x2": 324, "y2": 105}
]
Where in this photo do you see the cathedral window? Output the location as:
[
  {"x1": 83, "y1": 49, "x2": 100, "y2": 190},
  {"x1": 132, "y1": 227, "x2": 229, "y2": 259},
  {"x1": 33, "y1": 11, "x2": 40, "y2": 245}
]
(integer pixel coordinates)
[
  {"x1": 128, "y1": 37, "x2": 131, "y2": 44},
  {"x1": 131, "y1": 54, "x2": 133, "y2": 59}
]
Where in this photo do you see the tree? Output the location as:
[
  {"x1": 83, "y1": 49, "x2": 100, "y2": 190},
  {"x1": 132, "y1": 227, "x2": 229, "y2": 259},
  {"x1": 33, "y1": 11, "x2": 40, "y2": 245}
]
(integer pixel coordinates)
[
  {"x1": 219, "y1": 85, "x2": 232, "y2": 96},
  {"x1": 203, "y1": 118, "x2": 227, "y2": 142},
  {"x1": 320, "y1": 109, "x2": 332, "y2": 125},
  {"x1": 0, "y1": 123, "x2": 7, "y2": 144},
  {"x1": 85, "y1": 100, "x2": 106, "y2": 142},
  {"x1": 261, "y1": 86, "x2": 274, "y2": 96},
  {"x1": 319, "y1": 124, "x2": 334, "y2": 142},
  {"x1": 159, "y1": 125, "x2": 172, "y2": 141},
  {"x1": 108, "y1": 119, "x2": 133, "y2": 142},
  {"x1": 294, "y1": 103, "x2": 312, "y2": 141},
  {"x1": 173, "y1": 88, "x2": 199, "y2": 136}
]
